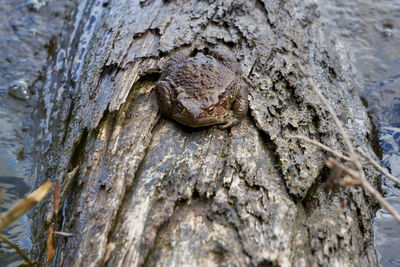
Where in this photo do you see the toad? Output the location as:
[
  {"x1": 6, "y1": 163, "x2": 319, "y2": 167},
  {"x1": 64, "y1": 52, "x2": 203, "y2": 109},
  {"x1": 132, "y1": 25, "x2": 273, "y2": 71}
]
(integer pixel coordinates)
[{"x1": 155, "y1": 49, "x2": 248, "y2": 129}]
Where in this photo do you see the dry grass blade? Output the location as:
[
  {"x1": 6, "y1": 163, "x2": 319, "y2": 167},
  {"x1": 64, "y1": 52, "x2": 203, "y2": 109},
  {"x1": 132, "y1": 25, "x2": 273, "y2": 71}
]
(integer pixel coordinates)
[
  {"x1": 0, "y1": 232, "x2": 35, "y2": 265},
  {"x1": 0, "y1": 181, "x2": 53, "y2": 231}
]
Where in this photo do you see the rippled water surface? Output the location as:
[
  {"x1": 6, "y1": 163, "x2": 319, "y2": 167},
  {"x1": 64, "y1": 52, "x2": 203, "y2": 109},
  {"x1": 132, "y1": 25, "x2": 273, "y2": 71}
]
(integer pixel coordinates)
[
  {"x1": 316, "y1": 0, "x2": 400, "y2": 266},
  {"x1": 0, "y1": 0, "x2": 68, "y2": 265}
]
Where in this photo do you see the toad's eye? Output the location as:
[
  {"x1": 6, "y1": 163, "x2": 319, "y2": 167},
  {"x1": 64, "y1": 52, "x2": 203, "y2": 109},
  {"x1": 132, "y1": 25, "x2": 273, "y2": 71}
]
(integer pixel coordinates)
[
  {"x1": 206, "y1": 106, "x2": 214, "y2": 115},
  {"x1": 177, "y1": 103, "x2": 187, "y2": 113}
]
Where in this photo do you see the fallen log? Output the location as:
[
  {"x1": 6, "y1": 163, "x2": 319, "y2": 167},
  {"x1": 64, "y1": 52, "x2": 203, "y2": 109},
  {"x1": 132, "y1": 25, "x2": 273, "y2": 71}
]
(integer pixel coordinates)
[{"x1": 30, "y1": 0, "x2": 379, "y2": 266}]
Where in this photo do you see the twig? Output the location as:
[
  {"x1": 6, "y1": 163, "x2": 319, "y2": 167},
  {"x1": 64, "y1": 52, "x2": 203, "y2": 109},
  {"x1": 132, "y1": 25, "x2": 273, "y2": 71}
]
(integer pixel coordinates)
[
  {"x1": 294, "y1": 59, "x2": 400, "y2": 223},
  {"x1": 287, "y1": 135, "x2": 352, "y2": 161},
  {"x1": 296, "y1": 60, "x2": 366, "y2": 192},
  {"x1": 295, "y1": 60, "x2": 357, "y2": 158},
  {"x1": 54, "y1": 231, "x2": 75, "y2": 237},
  {"x1": 0, "y1": 232, "x2": 35, "y2": 265},
  {"x1": 290, "y1": 135, "x2": 400, "y2": 185},
  {"x1": 357, "y1": 148, "x2": 400, "y2": 185},
  {"x1": 360, "y1": 175, "x2": 400, "y2": 222}
]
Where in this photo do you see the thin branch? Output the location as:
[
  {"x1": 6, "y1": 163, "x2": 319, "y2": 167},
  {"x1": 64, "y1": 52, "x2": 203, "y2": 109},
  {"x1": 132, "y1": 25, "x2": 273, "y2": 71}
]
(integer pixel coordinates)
[
  {"x1": 287, "y1": 135, "x2": 352, "y2": 161},
  {"x1": 54, "y1": 231, "x2": 75, "y2": 237},
  {"x1": 0, "y1": 232, "x2": 35, "y2": 265},
  {"x1": 357, "y1": 148, "x2": 400, "y2": 185},
  {"x1": 326, "y1": 159, "x2": 400, "y2": 221},
  {"x1": 295, "y1": 59, "x2": 364, "y2": 176},
  {"x1": 294, "y1": 59, "x2": 400, "y2": 224},
  {"x1": 295, "y1": 59, "x2": 357, "y2": 158},
  {"x1": 290, "y1": 135, "x2": 400, "y2": 185},
  {"x1": 361, "y1": 178, "x2": 400, "y2": 222},
  {"x1": 295, "y1": 60, "x2": 366, "y2": 191}
]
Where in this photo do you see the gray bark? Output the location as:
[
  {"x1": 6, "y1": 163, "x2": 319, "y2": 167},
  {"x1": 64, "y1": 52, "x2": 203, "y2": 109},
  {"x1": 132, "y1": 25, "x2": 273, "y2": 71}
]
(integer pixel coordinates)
[{"x1": 31, "y1": 0, "x2": 379, "y2": 266}]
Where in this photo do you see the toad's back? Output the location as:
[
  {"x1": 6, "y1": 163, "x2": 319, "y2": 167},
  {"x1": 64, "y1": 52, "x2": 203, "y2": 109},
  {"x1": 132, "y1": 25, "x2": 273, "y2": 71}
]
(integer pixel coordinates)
[{"x1": 170, "y1": 53, "x2": 236, "y2": 96}]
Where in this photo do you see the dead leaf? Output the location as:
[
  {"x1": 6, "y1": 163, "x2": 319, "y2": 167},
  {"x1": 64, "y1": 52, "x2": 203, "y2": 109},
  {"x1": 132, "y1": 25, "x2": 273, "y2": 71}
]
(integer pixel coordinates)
[
  {"x1": 53, "y1": 183, "x2": 60, "y2": 217},
  {"x1": 46, "y1": 223, "x2": 56, "y2": 263},
  {"x1": 102, "y1": 242, "x2": 116, "y2": 265}
]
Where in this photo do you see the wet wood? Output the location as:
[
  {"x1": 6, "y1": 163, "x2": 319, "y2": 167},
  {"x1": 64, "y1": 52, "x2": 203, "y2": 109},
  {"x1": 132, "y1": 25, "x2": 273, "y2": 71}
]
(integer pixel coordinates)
[{"x1": 30, "y1": 0, "x2": 379, "y2": 266}]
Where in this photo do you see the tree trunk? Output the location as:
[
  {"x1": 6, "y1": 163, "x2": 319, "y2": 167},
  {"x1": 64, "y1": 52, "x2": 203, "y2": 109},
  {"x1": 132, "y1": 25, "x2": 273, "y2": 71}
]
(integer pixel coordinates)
[{"x1": 31, "y1": 0, "x2": 379, "y2": 266}]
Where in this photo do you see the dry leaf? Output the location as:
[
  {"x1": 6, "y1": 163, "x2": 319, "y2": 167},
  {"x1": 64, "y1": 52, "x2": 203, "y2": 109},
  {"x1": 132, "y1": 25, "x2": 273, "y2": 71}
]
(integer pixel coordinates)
[
  {"x1": 53, "y1": 183, "x2": 60, "y2": 217},
  {"x1": 46, "y1": 223, "x2": 56, "y2": 263},
  {"x1": 102, "y1": 242, "x2": 116, "y2": 265}
]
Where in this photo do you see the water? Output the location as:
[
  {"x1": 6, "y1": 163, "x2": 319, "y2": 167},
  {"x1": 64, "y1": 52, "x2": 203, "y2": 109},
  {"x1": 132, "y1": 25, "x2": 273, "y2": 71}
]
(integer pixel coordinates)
[
  {"x1": 0, "y1": 101, "x2": 30, "y2": 266},
  {"x1": 0, "y1": 0, "x2": 69, "y2": 266},
  {"x1": 316, "y1": 0, "x2": 400, "y2": 266}
]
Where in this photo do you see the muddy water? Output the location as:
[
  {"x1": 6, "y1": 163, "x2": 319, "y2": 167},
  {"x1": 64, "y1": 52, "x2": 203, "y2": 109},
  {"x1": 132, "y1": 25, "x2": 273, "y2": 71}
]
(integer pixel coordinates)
[
  {"x1": 316, "y1": 0, "x2": 400, "y2": 266},
  {"x1": 0, "y1": 0, "x2": 70, "y2": 265}
]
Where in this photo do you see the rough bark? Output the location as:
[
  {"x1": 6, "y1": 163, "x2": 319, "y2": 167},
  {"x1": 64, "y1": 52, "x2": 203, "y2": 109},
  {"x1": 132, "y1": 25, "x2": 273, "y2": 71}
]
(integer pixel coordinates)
[{"x1": 31, "y1": 0, "x2": 379, "y2": 266}]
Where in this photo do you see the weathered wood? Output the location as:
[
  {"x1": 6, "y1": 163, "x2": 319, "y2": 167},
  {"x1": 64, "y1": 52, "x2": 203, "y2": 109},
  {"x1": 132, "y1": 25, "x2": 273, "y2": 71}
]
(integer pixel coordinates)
[{"x1": 31, "y1": 0, "x2": 379, "y2": 266}]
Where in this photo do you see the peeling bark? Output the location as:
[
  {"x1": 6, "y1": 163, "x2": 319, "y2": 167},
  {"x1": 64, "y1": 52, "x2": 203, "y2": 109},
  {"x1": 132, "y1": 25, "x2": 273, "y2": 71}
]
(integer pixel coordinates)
[{"x1": 31, "y1": 0, "x2": 379, "y2": 266}]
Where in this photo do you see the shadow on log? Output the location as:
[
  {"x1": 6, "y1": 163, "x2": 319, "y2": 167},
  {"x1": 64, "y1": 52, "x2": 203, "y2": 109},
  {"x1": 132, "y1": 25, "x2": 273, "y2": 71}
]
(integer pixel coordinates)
[{"x1": 31, "y1": 0, "x2": 379, "y2": 266}]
